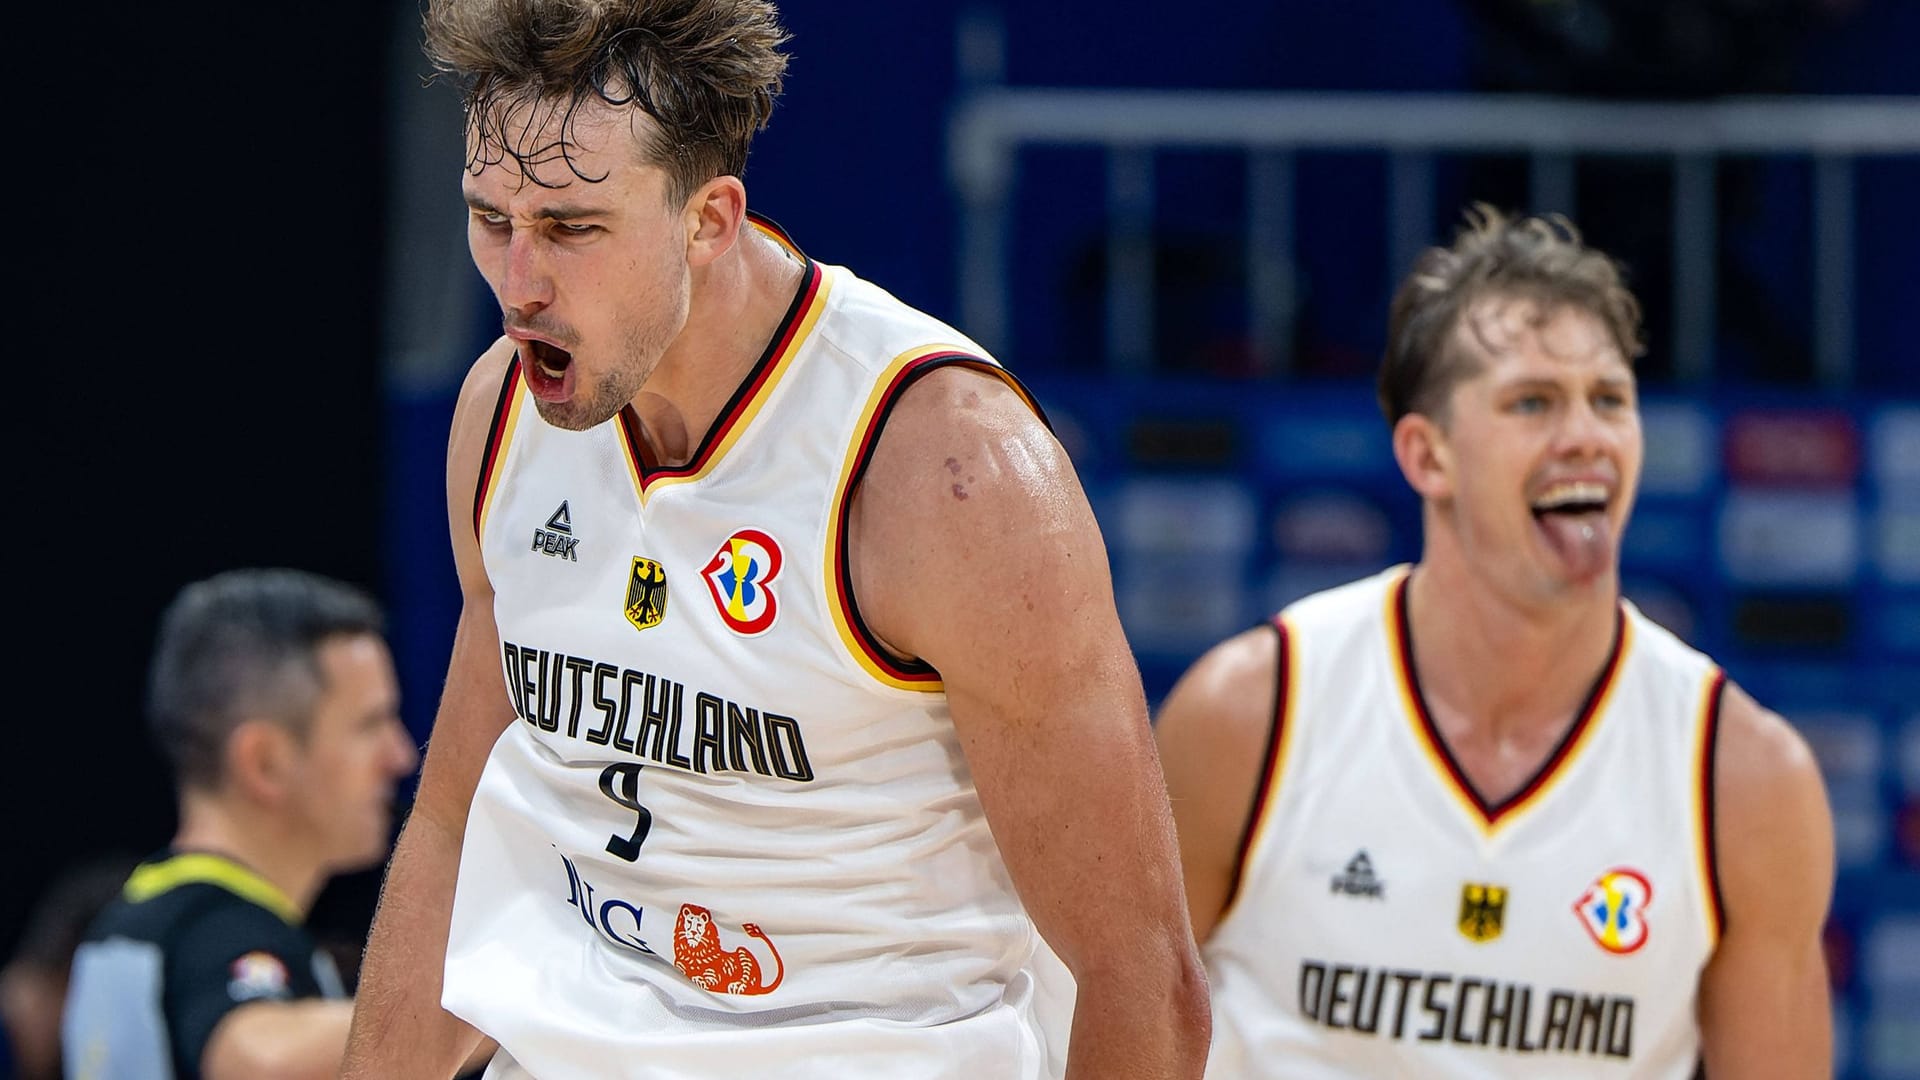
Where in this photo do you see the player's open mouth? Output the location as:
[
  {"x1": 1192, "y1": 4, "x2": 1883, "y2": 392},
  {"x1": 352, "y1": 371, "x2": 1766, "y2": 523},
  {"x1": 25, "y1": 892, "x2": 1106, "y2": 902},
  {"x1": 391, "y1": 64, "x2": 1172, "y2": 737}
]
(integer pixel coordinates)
[
  {"x1": 518, "y1": 338, "x2": 576, "y2": 401},
  {"x1": 526, "y1": 339, "x2": 573, "y2": 380},
  {"x1": 1528, "y1": 480, "x2": 1610, "y2": 521}
]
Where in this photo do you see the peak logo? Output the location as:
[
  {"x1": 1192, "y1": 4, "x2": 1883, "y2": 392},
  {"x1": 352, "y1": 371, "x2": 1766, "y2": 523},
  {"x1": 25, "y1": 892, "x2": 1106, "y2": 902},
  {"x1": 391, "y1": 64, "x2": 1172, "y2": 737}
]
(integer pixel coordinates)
[
  {"x1": 702, "y1": 529, "x2": 783, "y2": 636},
  {"x1": 1330, "y1": 850, "x2": 1384, "y2": 898},
  {"x1": 1574, "y1": 868, "x2": 1652, "y2": 955},
  {"x1": 532, "y1": 500, "x2": 580, "y2": 561}
]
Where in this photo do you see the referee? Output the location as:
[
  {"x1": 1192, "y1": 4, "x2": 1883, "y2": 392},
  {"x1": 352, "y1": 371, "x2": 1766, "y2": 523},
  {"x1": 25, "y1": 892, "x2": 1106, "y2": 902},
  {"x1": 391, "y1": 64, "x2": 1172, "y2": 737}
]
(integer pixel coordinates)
[{"x1": 61, "y1": 570, "x2": 419, "y2": 1080}]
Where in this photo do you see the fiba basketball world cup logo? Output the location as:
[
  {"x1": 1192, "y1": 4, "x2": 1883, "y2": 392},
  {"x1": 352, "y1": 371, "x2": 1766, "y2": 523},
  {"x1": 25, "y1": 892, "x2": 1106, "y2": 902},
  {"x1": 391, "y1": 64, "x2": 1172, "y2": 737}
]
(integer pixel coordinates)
[
  {"x1": 1574, "y1": 868, "x2": 1653, "y2": 954},
  {"x1": 702, "y1": 529, "x2": 784, "y2": 636}
]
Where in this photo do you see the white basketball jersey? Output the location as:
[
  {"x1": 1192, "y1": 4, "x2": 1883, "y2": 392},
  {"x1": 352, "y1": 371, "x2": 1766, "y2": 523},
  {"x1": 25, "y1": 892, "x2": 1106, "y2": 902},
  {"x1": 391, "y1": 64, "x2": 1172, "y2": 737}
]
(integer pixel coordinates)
[
  {"x1": 443, "y1": 220, "x2": 1069, "y2": 1079},
  {"x1": 1204, "y1": 566, "x2": 1724, "y2": 1078}
]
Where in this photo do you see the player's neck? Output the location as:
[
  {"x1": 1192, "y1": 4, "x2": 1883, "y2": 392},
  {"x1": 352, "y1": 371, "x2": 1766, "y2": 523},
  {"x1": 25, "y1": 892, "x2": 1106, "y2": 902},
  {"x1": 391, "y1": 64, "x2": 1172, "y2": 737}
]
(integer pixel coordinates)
[
  {"x1": 173, "y1": 793, "x2": 325, "y2": 920},
  {"x1": 1405, "y1": 555, "x2": 1620, "y2": 741},
  {"x1": 627, "y1": 228, "x2": 806, "y2": 469}
]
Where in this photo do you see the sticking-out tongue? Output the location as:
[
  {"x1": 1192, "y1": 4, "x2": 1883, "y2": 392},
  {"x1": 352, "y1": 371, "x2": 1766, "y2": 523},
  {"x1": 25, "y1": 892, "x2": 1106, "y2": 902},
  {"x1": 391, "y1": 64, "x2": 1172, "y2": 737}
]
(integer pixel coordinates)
[{"x1": 1536, "y1": 510, "x2": 1614, "y2": 579}]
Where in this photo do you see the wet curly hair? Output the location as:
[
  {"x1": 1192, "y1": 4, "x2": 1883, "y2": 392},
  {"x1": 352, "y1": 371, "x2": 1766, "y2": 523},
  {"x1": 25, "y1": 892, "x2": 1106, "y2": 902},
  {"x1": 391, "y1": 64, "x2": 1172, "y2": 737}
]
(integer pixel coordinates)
[{"x1": 424, "y1": 0, "x2": 790, "y2": 202}]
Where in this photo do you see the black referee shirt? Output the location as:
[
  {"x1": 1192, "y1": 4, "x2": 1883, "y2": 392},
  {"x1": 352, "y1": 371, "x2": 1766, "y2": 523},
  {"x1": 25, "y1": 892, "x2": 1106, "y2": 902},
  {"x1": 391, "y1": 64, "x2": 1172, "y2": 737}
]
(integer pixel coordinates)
[{"x1": 61, "y1": 851, "x2": 344, "y2": 1080}]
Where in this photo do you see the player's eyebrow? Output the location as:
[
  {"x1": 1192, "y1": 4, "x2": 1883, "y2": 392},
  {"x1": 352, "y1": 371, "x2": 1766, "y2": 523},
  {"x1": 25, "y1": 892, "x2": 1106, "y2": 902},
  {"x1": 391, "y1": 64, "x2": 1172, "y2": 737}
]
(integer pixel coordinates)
[
  {"x1": 1499, "y1": 367, "x2": 1635, "y2": 388},
  {"x1": 462, "y1": 191, "x2": 609, "y2": 221}
]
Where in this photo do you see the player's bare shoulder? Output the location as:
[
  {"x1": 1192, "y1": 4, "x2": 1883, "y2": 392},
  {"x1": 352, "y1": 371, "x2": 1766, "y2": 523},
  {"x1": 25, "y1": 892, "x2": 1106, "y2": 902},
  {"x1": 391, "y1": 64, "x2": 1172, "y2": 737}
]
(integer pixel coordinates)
[
  {"x1": 1155, "y1": 622, "x2": 1286, "y2": 842},
  {"x1": 450, "y1": 339, "x2": 520, "y2": 464},
  {"x1": 1710, "y1": 680, "x2": 1834, "y2": 926},
  {"x1": 1694, "y1": 679, "x2": 1835, "y2": 1072},
  {"x1": 850, "y1": 362, "x2": 1084, "y2": 636},
  {"x1": 1715, "y1": 682, "x2": 1829, "y2": 822},
  {"x1": 1157, "y1": 625, "x2": 1284, "y2": 756},
  {"x1": 1720, "y1": 676, "x2": 1835, "y2": 845},
  {"x1": 1154, "y1": 622, "x2": 1285, "y2": 940},
  {"x1": 847, "y1": 358, "x2": 1118, "y2": 681},
  {"x1": 443, "y1": 338, "x2": 520, "y2": 582},
  {"x1": 869, "y1": 362, "x2": 1062, "y2": 503},
  {"x1": 445, "y1": 339, "x2": 519, "y2": 504}
]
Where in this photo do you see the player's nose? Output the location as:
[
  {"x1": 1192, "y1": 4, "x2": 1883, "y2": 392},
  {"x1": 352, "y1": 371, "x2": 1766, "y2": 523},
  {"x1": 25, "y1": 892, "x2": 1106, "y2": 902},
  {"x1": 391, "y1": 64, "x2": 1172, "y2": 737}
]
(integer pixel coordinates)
[
  {"x1": 501, "y1": 230, "x2": 554, "y2": 314},
  {"x1": 1554, "y1": 396, "x2": 1618, "y2": 461}
]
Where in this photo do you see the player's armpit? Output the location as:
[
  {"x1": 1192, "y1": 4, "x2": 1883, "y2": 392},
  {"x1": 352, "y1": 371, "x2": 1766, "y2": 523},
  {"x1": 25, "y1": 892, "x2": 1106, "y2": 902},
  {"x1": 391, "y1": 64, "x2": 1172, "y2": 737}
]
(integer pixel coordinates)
[
  {"x1": 201, "y1": 998, "x2": 354, "y2": 1080},
  {"x1": 850, "y1": 364, "x2": 1210, "y2": 1080},
  {"x1": 1696, "y1": 682, "x2": 1835, "y2": 1078},
  {"x1": 1152, "y1": 625, "x2": 1284, "y2": 944}
]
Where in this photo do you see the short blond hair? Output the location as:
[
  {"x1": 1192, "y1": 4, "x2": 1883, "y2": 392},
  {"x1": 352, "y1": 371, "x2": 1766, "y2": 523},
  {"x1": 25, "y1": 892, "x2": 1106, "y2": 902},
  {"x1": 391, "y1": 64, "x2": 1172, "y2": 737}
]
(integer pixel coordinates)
[{"x1": 1378, "y1": 204, "x2": 1645, "y2": 425}]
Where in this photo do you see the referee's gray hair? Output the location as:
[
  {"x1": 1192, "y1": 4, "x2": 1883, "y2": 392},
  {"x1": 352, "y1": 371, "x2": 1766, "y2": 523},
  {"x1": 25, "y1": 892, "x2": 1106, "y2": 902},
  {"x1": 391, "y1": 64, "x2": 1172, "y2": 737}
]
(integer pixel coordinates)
[{"x1": 147, "y1": 568, "x2": 385, "y2": 791}]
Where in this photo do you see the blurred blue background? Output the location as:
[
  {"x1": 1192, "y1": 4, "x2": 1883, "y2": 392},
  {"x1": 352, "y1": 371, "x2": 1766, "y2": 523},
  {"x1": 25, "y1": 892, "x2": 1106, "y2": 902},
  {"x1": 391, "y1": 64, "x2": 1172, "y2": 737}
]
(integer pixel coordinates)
[
  {"x1": 7, "y1": 1, "x2": 1914, "y2": 1077},
  {"x1": 378, "y1": 3, "x2": 1919, "y2": 1074}
]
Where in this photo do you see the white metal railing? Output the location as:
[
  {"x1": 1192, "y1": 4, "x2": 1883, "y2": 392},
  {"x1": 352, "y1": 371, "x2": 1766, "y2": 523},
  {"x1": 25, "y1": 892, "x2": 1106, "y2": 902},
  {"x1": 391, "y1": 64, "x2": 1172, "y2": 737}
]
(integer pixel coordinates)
[{"x1": 947, "y1": 90, "x2": 1920, "y2": 385}]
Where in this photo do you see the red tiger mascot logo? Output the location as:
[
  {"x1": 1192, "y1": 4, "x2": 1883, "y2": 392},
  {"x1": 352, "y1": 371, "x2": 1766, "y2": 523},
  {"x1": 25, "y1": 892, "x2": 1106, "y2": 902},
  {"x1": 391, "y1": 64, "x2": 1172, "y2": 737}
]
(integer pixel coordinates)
[{"x1": 672, "y1": 903, "x2": 784, "y2": 996}]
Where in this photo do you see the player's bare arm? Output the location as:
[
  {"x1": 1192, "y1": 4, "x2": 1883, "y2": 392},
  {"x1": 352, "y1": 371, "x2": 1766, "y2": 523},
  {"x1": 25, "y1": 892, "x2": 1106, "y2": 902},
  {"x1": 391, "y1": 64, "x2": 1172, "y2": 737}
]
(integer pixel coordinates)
[
  {"x1": 1152, "y1": 626, "x2": 1284, "y2": 944},
  {"x1": 852, "y1": 365, "x2": 1211, "y2": 1079},
  {"x1": 340, "y1": 340, "x2": 522, "y2": 1079},
  {"x1": 1696, "y1": 682, "x2": 1835, "y2": 1077}
]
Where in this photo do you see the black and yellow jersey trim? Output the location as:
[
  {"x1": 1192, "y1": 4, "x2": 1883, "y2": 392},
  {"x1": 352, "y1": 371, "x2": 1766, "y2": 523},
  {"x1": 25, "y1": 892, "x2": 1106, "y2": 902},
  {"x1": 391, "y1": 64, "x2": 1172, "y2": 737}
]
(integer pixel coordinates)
[
  {"x1": 1694, "y1": 670, "x2": 1729, "y2": 946},
  {"x1": 825, "y1": 346, "x2": 1046, "y2": 692},
  {"x1": 1388, "y1": 569, "x2": 1630, "y2": 837},
  {"x1": 615, "y1": 227, "x2": 828, "y2": 503},
  {"x1": 472, "y1": 358, "x2": 527, "y2": 541},
  {"x1": 1220, "y1": 614, "x2": 1299, "y2": 920}
]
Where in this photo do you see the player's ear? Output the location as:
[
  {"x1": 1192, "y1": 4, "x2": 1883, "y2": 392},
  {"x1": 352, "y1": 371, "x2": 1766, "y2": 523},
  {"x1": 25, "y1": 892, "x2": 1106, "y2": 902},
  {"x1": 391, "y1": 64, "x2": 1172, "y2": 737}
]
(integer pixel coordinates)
[
  {"x1": 684, "y1": 176, "x2": 747, "y2": 268},
  {"x1": 225, "y1": 719, "x2": 297, "y2": 804},
  {"x1": 1393, "y1": 411, "x2": 1455, "y2": 501}
]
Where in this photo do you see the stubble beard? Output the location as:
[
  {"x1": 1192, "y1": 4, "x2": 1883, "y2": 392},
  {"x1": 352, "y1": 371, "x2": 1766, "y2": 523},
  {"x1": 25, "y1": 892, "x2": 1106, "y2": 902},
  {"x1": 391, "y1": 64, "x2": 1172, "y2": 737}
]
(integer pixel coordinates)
[{"x1": 531, "y1": 316, "x2": 672, "y2": 432}]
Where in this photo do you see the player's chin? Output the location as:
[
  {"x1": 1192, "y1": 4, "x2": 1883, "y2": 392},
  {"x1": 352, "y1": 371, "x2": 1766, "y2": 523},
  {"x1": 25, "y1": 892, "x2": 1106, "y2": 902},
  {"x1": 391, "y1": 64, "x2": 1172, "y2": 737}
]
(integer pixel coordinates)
[{"x1": 529, "y1": 394, "x2": 616, "y2": 433}]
